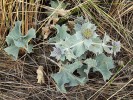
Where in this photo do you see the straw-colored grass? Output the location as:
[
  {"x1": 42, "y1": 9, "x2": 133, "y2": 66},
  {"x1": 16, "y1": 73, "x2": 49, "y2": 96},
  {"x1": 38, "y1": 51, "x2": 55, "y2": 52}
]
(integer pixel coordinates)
[{"x1": 0, "y1": 0, "x2": 133, "y2": 100}]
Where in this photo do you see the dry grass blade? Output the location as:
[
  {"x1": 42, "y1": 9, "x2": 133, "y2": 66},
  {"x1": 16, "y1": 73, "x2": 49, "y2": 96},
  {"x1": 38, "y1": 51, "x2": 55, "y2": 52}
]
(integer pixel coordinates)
[
  {"x1": 0, "y1": 0, "x2": 133, "y2": 99},
  {"x1": 107, "y1": 78, "x2": 133, "y2": 100}
]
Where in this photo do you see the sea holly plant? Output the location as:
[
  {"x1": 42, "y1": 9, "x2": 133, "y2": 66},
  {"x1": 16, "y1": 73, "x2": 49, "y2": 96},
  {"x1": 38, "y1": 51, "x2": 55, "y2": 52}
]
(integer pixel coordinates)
[
  {"x1": 49, "y1": 17, "x2": 121, "y2": 93},
  {"x1": 4, "y1": 21, "x2": 36, "y2": 60}
]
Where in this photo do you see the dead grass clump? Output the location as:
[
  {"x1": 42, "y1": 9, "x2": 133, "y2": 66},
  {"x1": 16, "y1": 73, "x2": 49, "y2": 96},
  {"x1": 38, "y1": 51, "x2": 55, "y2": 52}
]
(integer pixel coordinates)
[{"x1": 0, "y1": 0, "x2": 133, "y2": 100}]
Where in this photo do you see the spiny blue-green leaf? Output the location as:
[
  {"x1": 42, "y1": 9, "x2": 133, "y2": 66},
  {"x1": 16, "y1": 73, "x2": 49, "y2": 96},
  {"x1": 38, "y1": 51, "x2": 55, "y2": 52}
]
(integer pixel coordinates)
[
  {"x1": 51, "y1": 38, "x2": 77, "y2": 61},
  {"x1": 7, "y1": 21, "x2": 22, "y2": 40},
  {"x1": 84, "y1": 58, "x2": 97, "y2": 76},
  {"x1": 77, "y1": 64, "x2": 88, "y2": 78},
  {"x1": 103, "y1": 46, "x2": 113, "y2": 54},
  {"x1": 84, "y1": 54, "x2": 114, "y2": 81},
  {"x1": 50, "y1": 46, "x2": 64, "y2": 60},
  {"x1": 51, "y1": 61, "x2": 86, "y2": 93},
  {"x1": 23, "y1": 28, "x2": 36, "y2": 43},
  {"x1": 74, "y1": 24, "x2": 82, "y2": 32},
  {"x1": 103, "y1": 33, "x2": 111, "y2": 44},
  {"x1": 73, "y1": 45, "x2": 86, "y2": 57},
  {"x1": 112, "y1": 41, "x2": 121, "y2": 56},
  {"x1": 84, "y1": 39, "x2": 93, "y2": 49},
  {"x1": 88, "y1": 37, "x2": 103, "y2": 54},
  {"x1": 74, "y1": 16, "x2": 87, "y2": 25},
  {"x1": 5, "y1": 36, "x2": 14, "y2": 46},
  {"x1": 50, "y1": 0, "x2": 67, "y2": 9},
  {"x1": 14, "y1": 28, "x2": 36, "y2": 48},
  {"x1": 4, "y1": 45, "x2": 19, "y2": 60},
  {"x1": 22, "y1": 28, "x2": 36, "y2": 53},
  {"x1": 94, "y1": 54, "x2": 115, "y2": 81},
  {"x1": 55, "y1": 24, "x2": 70, "y2": 40},
  {"x1": 72, "y1": 40, "x2": 87, "y2": 57},
  {"x1": 26, "y1": 44, "x2": 33, "y2": 53},
  {"x1": 49, "y1": 24, "x2": 70, "y2": 42},
  {"x1": 64, "y1": 49, "x2": 76, "y2": 61},
  {"x1": 50, "y1": 0, "x2": 59, "y2": 8},
  {"x1": 4, "y1": 21, "x2": 36, "y2": 60},
  {"x1": 71, "y1": 38, "x2": 92, "y2": 57},
  {"x1": 5, "y1": 21, "x2": 22, "y2": 46},
  {"x1": 102, "y1": 33, "x2": 112, "y2": 54},
  {"x1": 13, "y1": 38, "x2": 26, "y2": 47},
  {"x1": 62, "y1": 32, "x2": 92, "y2": 58}
]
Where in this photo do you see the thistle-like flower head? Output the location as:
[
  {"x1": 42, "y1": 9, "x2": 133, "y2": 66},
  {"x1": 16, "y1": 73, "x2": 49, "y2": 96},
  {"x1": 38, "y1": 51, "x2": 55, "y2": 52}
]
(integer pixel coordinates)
[{"x1": 81, "y1": 22, "x2": 98, "y2": 39}]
